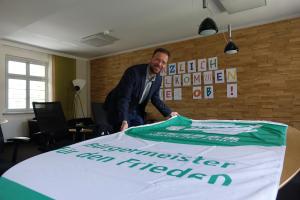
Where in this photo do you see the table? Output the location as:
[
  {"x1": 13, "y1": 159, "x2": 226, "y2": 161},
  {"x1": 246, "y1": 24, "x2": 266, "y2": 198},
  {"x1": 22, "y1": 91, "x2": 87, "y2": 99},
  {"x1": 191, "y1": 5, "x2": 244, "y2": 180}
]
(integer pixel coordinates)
[
  {"x1": 68, "y1": 124, "x2": 300, "y2": 187},
  {"x1": 0, "y1": 118, "x2": 298, "y2": 199},
  {"x1": 3, "y1": 117, "x2": 298, "y2": 187},
  {"x1": 69, "y1": 122, "x2": 300, "y2": 186},
  {"x1": 69, "y1": 126, "x2": 94, "y2": 142},
  {"x1": 280, "y1": 126, "x2": 300, "y2": 187}
]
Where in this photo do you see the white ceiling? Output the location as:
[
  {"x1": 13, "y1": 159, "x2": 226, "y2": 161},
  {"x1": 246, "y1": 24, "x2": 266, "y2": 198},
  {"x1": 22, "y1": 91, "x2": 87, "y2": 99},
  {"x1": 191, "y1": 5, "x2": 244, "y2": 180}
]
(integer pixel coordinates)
[{"x1": 0, "y1": 0, "x2": 299, "y2": 59}]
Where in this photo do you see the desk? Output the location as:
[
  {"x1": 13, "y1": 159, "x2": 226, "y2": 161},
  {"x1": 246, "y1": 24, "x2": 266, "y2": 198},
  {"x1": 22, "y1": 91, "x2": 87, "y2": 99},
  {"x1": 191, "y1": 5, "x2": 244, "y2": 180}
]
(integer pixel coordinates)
[{"x1": 280, "y1": 126, "x2": 300, "y2": 187}]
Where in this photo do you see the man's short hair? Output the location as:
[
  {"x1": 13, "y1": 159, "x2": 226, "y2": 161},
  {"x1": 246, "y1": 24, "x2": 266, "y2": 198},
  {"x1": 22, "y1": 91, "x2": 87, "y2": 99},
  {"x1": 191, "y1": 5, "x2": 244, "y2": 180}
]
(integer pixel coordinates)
[{"x1": 152, "y1": 48, "x2": 170, "y2": 58}]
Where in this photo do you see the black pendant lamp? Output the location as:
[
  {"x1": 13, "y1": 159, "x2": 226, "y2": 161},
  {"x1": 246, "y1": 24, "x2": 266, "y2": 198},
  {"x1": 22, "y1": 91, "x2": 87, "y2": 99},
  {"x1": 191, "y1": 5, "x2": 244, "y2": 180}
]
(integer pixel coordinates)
[
  {"x1": 224, "y1": 24, "x2": 239, "y2": 54},
  {"x1": 198, "y1": 0, "x2": 218, "y2": 36}
]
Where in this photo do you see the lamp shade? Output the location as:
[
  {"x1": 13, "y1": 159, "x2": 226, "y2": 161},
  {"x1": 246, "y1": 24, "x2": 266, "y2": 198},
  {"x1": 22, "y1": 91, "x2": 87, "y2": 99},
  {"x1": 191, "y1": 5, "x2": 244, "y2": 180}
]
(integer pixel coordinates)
[
  {"x1": 72, "y1": 79, "x2": 86, "y2": 91},
  {"x1": 198, "y1": 17, "x2": 218, "y2": 36},
  {"x1": 224, "y1": 40, "x2": 239, "y2": 54}
]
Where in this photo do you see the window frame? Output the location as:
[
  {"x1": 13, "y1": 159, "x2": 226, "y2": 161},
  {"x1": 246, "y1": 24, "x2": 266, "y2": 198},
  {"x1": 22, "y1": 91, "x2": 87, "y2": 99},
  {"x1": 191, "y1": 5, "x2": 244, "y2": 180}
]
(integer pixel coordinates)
[{"x1": 5, "y1": 55, "x2": 49, "y2": 113}]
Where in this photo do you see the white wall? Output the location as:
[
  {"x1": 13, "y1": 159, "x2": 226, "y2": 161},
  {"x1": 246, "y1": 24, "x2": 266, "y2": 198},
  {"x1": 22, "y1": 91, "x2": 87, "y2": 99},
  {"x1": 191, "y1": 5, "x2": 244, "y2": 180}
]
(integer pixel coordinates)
[
  {"x1": 0, "y1": 43, "x2": 90, "y2": 140},
  {"x1": 0, "y1": 44, "x2": 51, "y2": 140}
]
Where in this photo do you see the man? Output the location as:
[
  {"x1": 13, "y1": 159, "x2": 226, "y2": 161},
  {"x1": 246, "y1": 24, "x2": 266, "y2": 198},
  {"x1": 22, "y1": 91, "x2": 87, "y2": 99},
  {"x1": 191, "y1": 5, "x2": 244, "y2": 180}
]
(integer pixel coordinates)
[{"x1": 104, "y1": 48, "x2": 178, "y2": 132}]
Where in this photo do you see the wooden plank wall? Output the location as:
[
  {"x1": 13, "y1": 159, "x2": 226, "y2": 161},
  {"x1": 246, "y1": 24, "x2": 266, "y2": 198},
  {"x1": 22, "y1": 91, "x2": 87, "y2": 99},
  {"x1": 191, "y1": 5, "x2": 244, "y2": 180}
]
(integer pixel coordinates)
[{"x1": 90, "y1": 17, "x2": 300, "y2": 129}]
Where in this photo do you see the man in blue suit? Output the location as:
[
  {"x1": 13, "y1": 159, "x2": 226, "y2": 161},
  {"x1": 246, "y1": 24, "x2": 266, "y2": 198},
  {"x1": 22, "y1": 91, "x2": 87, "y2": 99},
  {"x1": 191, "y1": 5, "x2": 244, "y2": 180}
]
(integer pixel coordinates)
[{"x1": 104, "y1": 48, "x2": 178, "y2": 132}]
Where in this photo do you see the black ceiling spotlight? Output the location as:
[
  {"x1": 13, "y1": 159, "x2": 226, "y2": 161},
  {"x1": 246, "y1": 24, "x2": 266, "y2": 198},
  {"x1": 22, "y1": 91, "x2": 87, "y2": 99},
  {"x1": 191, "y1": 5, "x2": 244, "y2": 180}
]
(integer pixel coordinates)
[
  {"x1": 198, "y1": 0, "x2": 218, "y2": 36},
  {"x1": 224, "y1": 24, "x2": 239, "y2": 54}
]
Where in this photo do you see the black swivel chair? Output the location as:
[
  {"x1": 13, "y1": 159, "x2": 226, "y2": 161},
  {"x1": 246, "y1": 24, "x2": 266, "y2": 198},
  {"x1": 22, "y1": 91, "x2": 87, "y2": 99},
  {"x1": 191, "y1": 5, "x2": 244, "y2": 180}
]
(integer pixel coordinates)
[
  {"x1": 32, "y1": 102, "x2": 73, "y2": 151},
  {"x1": 91, "y1": 102, "x2": 113, "y2": 135},
  {"x1": 0, "y1": 124, "x2": 30, "y2": 175},
  {"x1": 276, "y1": 170, "x2": 300, "y2": 200}
]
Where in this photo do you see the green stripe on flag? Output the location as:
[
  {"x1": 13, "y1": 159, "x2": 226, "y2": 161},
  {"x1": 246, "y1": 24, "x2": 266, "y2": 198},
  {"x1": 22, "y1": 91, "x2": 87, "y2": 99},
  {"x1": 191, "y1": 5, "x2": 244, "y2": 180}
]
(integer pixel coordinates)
[
  {"x1": 125, "y1": 116, "x2": 287, "y2": 146},
  {"x1": 0, "y1": 177, "x2": 53, "y2": 200}
]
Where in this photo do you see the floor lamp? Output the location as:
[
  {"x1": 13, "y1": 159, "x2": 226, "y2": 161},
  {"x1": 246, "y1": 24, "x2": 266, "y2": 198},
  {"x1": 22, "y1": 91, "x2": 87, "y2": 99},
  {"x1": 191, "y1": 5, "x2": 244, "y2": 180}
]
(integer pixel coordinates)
[{"x1": 72, "y1": 79, "x2": 86, "y2": 118}]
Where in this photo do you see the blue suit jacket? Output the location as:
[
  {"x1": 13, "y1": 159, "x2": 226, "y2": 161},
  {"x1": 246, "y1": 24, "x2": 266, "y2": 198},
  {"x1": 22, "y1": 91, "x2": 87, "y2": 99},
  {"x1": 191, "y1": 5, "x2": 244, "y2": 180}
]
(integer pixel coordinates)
[{"x1": 104, "y1": 64, "x2": 171, "y2": 126}]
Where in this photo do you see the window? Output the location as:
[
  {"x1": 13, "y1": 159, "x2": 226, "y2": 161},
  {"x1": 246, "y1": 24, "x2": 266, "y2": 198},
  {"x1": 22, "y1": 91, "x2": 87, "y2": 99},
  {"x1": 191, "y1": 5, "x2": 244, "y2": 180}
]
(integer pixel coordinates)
[{"x1": 6, "y1": 56, "x2": 48, "y2": 112}]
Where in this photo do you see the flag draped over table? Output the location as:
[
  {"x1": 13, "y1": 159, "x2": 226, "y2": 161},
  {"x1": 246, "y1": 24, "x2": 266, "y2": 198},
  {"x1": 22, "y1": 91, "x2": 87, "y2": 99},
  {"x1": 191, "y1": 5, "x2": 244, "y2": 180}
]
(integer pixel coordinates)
[{"x1": 0, "y1": 116, "x2": 287, "y2": 200}]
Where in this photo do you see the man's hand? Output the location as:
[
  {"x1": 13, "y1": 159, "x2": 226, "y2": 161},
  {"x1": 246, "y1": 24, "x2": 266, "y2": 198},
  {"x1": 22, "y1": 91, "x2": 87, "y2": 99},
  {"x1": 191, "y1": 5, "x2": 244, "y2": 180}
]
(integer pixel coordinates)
[
  {"x1": 120, "y1": 121, "x2": 128, "y2": 131},
  {"x1": 168, "y1": 112, "x2": 179, "y2": 118}
]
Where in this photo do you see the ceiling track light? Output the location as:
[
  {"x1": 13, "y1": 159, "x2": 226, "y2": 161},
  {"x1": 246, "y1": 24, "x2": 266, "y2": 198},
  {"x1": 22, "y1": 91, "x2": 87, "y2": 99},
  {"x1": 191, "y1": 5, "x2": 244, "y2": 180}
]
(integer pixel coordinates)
[
  {"x1": 224, "y1": 24, "x2": 239, "y2": 54},
  {"x1": 198, "y1": 0, "x2": 218, "y2": 36}
]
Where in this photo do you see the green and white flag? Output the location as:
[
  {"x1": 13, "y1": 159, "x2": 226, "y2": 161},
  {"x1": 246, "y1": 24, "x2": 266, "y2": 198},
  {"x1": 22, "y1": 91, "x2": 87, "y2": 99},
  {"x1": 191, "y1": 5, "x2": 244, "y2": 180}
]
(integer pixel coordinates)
[{"x1": 0, "y1": 116, "x2": 287, "y2": 200}]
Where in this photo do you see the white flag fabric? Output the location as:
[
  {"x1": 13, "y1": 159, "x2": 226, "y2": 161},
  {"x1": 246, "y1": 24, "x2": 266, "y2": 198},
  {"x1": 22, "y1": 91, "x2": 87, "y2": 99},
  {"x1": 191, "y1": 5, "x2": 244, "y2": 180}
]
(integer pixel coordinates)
[{"x1": 0, "y1": 116, "x2": 287, "y2": 200}]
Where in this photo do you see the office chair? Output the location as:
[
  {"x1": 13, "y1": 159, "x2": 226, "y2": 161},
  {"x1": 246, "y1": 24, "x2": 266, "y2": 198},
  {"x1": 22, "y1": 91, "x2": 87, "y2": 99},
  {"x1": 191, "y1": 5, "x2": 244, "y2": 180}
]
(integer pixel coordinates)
[
  {"x1": 276, "y1": 169, "x2": 300, "y2": 200},
  {"x1": 91, "y1": 102, "x2": 113, "y2": 135},
  {"x1": 32, "y1": 101, "x2": 73, "y2": 151},
  {"x1": 0, "y1": 124, "x2": 30, "y2": 175}
]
